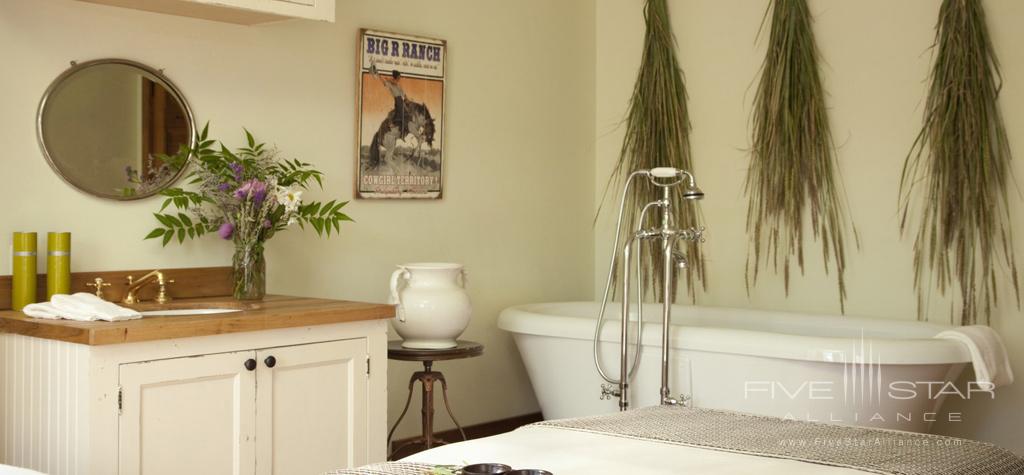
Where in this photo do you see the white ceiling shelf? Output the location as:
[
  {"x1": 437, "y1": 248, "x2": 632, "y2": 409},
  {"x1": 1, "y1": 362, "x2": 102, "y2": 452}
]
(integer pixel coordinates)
[{"x1": 76, "y1": 0, "x2": 335, "y2": 25}]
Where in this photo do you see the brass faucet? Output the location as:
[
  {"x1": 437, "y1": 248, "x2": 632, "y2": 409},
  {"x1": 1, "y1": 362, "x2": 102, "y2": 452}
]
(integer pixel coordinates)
[
  {"x1": 86, "y1": 277, "x2": 112, "y2": 300},
  {"x1": 122, "y1": 270, "x2": 174, "y2": 305}
]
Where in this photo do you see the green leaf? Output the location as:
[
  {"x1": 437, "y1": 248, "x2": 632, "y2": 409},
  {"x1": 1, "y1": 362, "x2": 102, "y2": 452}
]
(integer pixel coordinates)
[
  {"x1": 145, "y1": 229, "x2": 166, "y2": 240},
  {"x1": 159, "y1": 199, "x2": 172, "y2": 212},
  {"x1": 177, "y1": 228, "x2": 186, "y2": 243},
  {"x1": 154, "y1": 213, "x2": 174, "y2": 228},
  {"x1": 320, "y1": 200, "x2": 336, "y2": 216},
  {"x1": 162, "y1": 232, "x2": 173, "y2": 247},
  {"x1": 178, "y1": 213, "x2": 193, "y2": 227}
]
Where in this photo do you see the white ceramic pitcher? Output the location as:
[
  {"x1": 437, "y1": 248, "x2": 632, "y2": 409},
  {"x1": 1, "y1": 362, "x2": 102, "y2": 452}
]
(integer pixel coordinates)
[{"x1": 389, "y1": 263, "x2": 471, "y2": 349}]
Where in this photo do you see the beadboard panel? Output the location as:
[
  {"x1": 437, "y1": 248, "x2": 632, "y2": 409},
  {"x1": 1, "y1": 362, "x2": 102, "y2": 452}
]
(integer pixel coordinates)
[{"x1": 0, "y1": 334, "x2": 90, "y2": 475}]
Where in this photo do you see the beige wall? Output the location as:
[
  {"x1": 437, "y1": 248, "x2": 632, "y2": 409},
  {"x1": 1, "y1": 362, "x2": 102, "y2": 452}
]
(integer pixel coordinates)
[
  {"x1": 5, "y1": 0, "x2": 1023, "y2": 457},
  {"x1": 0, "y1": 0, "x2": 595, "y2": 440},
  {"x1": 596, "y1": 0, "x2": 1024, "y2": 454}
]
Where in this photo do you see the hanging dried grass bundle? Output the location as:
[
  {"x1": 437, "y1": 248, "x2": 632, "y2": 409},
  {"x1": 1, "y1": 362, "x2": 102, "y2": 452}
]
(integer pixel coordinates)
[
  {"x1": 746, "y1": 0, "x2": 857, "y2": 312},
  {"x1": 899, "y1": 0, "x2": 1018, "y2": 325},
  {"x1": 599, "y1": 0, "x2": 705, "y2": 299}
]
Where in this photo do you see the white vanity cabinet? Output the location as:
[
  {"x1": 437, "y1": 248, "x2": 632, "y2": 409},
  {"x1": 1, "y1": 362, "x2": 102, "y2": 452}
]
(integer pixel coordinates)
[
  {"x1": 118, "y1": 338, "x2": 369, "y2": 475},
  {"x1": 117, "y1": 349, "x2": 259, "y2": 475},
  {"x1": 253, "y1": 339, "x2": 369, "y2": 475},
  {"x1": 76, "y1": 0, "x2": 336, "y2": 25},
  {"x1": 0, "y1": 298, "x2": 391, "y2": 475}
]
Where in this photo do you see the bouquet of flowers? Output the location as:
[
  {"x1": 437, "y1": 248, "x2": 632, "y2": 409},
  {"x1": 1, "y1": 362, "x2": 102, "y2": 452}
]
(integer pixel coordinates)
[{"x1": 146, "y1": 124, "x2": 352, "y2": 300}]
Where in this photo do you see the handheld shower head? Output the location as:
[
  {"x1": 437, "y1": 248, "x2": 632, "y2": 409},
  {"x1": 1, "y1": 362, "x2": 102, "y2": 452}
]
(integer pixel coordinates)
[
  {"x1": 679, "y1": 171, "x2": 704, "y2": 200},
  {"x1": 681, "y1": 183, "x2": 704, "y2": 200},
  {"x1": 645, "y1": 167, "x2": 704, "y2": 199}
]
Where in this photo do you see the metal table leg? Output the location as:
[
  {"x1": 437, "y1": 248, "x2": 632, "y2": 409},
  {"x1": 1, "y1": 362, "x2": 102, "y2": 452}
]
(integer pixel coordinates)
[
  {"x1": 386, "y1": 369, "x2": 420, "y2": 459},
  {"x1": 386, "y1": 360, "x2": 469, "y2": 460}
]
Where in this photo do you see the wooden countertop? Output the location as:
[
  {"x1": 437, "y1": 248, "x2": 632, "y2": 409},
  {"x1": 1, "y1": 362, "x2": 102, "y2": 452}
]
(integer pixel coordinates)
[{"x1": 0, "y1": 295, "x2": 394, "y2": 346}]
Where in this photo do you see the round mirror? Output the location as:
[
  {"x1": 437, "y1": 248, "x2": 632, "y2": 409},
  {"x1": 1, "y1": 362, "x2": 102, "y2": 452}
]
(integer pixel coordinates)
[{"x1": 37, "y1": 59, "x2": 195, "y2": 200}]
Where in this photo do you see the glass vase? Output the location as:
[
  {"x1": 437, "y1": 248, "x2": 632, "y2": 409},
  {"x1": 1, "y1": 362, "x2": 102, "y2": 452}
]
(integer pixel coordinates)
[{"x1": 233, "y1": 243, "x2": 266, "y2": 301}]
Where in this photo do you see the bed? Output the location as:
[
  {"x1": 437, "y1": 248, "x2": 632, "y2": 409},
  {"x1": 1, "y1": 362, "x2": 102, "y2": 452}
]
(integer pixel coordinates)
[
  {"x1": 0, "y1": 465, "x2": 45, "y2": 475},
  {"x1": 328, "y1": 406, "x2": 1024, "y2": 475}
]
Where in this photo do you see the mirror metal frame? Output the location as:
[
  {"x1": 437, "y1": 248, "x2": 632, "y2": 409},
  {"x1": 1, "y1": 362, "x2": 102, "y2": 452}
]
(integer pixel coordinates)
[{"x1": 36, "y1": 58, "x2": 196, "y2": 201}]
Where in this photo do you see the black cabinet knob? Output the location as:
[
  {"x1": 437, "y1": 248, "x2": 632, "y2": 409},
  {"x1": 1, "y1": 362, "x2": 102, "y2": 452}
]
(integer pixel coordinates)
[
  {"x1": 264, "y1": 355, "x2": 277, "y2": 368},
  {"x1": 244, "y1": 359, "x2": 257, "y2": 371}
]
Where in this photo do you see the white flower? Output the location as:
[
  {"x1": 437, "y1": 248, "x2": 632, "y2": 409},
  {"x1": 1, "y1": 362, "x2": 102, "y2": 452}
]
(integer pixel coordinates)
[
  {"x1": 287, "y1": 216, "x2": 298, "y2": 226},
  {"x1": 275, "y1": 186, "x2": 302, "y2": 212}
]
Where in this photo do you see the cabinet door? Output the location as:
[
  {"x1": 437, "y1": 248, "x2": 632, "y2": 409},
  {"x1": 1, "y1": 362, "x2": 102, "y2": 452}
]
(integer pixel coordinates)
[
  {"x1": 255, "y1": 339, "x2": 368, "y2": 475},
  {"x1": 118, "y1": 351, "x2": 257, "y2": 475}
]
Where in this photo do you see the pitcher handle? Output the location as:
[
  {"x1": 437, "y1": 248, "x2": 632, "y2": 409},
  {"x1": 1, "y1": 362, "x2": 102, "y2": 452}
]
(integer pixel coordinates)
[
  {"x1": 458, "y1": 268, "x2": 468, "y2": 289},
  {"x1": 389, "y1": 267, "x2": 410, "y2": 322}
]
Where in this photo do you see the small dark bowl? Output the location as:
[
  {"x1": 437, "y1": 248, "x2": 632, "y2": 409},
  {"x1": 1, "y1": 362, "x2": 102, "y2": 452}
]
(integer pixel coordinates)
[
  {"x1": 507, "y1": 470, "x2": 553, "y2": 475},
  {"x1": 461, "y1": 463, "x2": 512, "y2": 474}
]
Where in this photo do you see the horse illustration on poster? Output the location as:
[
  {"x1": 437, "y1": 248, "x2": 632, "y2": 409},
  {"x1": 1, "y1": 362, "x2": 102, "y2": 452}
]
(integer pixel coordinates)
[{"x1": 356, "y1": 30, "x2": 446, "y2": 199}]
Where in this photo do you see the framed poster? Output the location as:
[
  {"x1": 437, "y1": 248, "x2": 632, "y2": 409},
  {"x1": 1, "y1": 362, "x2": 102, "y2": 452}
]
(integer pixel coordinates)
[{"x1": 356, "y1": 29, "x2": 446, "y2": 199}]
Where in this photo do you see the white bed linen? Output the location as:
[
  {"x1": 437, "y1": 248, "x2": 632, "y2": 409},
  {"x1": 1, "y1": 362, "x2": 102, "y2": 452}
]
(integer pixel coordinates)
[
  {"x1": 404, "y1": 426, "x2": 871, "y2": 475},
  {"x1": 0, "y1": 465, "x2": 45, "y2": 475}
]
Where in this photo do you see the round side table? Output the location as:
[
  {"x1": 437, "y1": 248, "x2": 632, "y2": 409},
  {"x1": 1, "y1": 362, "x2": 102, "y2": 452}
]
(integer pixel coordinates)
[{"x1": 386, "y1": 340, "x2": 484, "y2": 460}]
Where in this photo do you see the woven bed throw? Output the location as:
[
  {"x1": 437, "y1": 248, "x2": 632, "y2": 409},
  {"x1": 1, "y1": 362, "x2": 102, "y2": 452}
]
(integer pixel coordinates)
[{"x1": 532, "y1": 405, "x2": 1024, "y2": 475}]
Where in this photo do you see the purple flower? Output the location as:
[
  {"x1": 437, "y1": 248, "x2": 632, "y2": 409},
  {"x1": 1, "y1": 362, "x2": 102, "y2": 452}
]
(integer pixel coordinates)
[
  {"x1": 217, "y1": 222, "x2": 235, "y2": 240},
  {"x1": 217, "y1": 182, "x2": 232, "y2": 192},
  {"x1": 234, "y1": 179, "x2": 268, "y2": 204},
  {"x1": 234, "y1": 181, "x2": 251, "y2": 199},
  {"x1": 263, "y1": 219, "x2": 272, "y2": 229},
  {"x1": 229, "y1": 162, "x2": 244, "y2": 181},
  {"x1": 251, "y1": 181, "x2": 268, "y2": 205}
]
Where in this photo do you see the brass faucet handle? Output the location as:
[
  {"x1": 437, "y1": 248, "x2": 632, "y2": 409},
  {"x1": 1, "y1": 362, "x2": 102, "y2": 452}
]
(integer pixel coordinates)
[
  {"x1": 155, "y1": 279, "x2": 174, "y2": 305},
  {"x1": 85, "y1": 277, "x2": 112, "y2": 299}
]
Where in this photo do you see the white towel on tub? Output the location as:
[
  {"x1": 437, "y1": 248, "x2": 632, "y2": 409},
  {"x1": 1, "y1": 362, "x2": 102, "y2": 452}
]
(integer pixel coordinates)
[{"x1": 936, "y1": 325, "x2": 1014, "y2": 389}]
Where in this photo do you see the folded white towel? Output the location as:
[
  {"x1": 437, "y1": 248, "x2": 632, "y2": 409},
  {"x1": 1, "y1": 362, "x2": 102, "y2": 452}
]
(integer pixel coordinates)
[
  {"x1": 27, "y1": 293, "x2": 142, "y2": 322},
  {"x1": 67, "y1": 293, "x2": 141, "y2": 321},
  {"x1": 22, "y1": 302, "x2": 62, "y2": 320},
  {"x1": 936, "y1": 325, "x2": 1014, "y2": 389},
  {"x1": 26, "y1": 297, "x2": 96, "y2": 321}
]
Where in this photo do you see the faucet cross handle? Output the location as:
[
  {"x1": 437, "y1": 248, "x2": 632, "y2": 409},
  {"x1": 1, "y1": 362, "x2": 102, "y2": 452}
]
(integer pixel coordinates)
[
  {"x1": 86, "y1": 277, "x2": 112, "y2": 300},
  {"x1": 599, "y1": 383, "x2": 621, "y2": 401},
  {"x1": 155, "y1": 278, "x2": 175, "y2": 305},
  {"x1": 689, "y1": 226, "x2": 706, "y2": 243}
]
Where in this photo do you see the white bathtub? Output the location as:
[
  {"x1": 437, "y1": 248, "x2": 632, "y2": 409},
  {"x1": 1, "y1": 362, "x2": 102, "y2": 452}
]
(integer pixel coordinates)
[{"x1": 498, "y1": 302, "x2": 974, "y2": 433}]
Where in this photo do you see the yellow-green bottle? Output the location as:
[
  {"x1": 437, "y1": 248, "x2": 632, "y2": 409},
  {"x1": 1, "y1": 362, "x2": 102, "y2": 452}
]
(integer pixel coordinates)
[
  {"x1": 47, "y1": 232, "x2": 71, "y2": 299},
  {"x1": 12, "y1": 232, "x2": 38, "y2": 311}
]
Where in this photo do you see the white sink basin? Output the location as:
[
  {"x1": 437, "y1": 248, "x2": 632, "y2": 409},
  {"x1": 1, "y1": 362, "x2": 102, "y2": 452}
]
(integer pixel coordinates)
[{"x1": 140, "y1": 308, "x2": 243, "y2": 317}]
